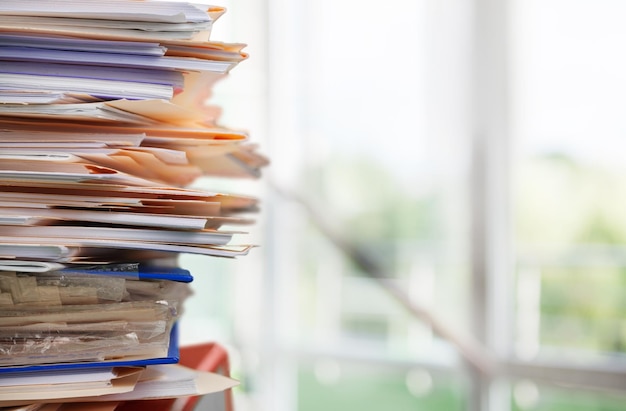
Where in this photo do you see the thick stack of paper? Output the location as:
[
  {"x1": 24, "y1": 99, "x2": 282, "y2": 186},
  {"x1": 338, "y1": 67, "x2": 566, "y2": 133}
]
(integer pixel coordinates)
[{"x1": 0, "y1": 0, "x2": 265, "y2": 408}]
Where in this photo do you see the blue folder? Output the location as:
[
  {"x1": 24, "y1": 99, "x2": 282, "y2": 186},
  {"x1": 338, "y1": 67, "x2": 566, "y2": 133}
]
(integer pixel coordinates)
[
  {"x1": 60, "y1": 263, "x2": 193, "y2": 283},
  {"x1": 0, "y1": 323, "x2": 180, "y2": 374}
]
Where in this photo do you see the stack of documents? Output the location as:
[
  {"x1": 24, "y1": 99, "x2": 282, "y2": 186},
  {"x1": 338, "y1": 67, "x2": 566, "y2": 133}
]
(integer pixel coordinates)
[{"x1": 0, "y1": 0, "x2": 266, "y2": 408}]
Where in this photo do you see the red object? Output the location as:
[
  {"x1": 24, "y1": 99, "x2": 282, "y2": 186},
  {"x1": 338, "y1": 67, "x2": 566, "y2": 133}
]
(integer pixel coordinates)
[
  {"x1": 117, "y1": 342, "x2": 234, "y2": 411},
  {"x1": 177, "y1": 342, "x2": 233, "y2": 411}
]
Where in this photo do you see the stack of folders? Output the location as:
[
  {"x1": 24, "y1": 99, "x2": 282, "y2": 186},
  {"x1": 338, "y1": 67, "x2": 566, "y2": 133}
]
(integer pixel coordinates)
[{"x1": 0, "y1": 1, "x2": 267, "y2": 409}]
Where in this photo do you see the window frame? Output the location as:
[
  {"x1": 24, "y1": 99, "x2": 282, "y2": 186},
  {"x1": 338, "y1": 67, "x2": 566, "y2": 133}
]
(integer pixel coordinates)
[{"x1": 212, "y1": 0, "x2": 626, "y2": 409}]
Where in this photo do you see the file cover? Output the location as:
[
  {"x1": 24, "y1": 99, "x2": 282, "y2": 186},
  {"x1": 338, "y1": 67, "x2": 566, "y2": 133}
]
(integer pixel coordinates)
[{"x1": 0, "y1": 322, "x2": 180, "y2": 374}]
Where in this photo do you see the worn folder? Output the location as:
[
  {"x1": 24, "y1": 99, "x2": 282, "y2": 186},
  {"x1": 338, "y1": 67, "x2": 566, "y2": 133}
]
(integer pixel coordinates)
[
  {"x1": 0, "y1": 269, "x2": 189, "y2": 370},
  {"x1": 0, "y1": 367, "x2": 144, "y2": 403},
  {"x1": 0, "y1": 322, "x2": 181, "y2": 374}
]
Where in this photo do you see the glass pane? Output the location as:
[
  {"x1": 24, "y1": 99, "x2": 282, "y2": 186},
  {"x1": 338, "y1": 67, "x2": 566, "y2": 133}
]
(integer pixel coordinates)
[
  {"x1": 262, "y1": 0, "x2": 474, "y2": 409},
  {"x1": 511, "y1": 380, "x2": 626, "y2": 411},
  {"x1": 298, "y1": 361, "x2": 466, "y2": 411},
  {"x1": 511, "y1": 0, "x2": 626, "y2": 360},
  {"x1": 268, "y1": 0, "x2": 472, "y2": 363}
]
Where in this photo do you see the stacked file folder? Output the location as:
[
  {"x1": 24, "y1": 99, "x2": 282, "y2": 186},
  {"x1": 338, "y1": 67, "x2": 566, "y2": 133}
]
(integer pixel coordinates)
[{"x1": 0, "y1": 0, "x2": 266, "y2": 408}]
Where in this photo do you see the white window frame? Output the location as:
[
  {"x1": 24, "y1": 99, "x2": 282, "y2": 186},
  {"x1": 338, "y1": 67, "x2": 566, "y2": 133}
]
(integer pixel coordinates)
[
  {"x1": 470, "y1": 0, "x2": 626, "y2": 410},
  {"x1": 210, "y1": 0, "x2": 626, "y2": 410}
]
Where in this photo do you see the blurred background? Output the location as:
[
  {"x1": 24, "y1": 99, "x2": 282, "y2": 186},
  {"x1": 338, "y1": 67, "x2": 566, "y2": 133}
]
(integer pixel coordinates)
[{"x1": 178, "y1": 0, "x2": 626, "y2": 410}]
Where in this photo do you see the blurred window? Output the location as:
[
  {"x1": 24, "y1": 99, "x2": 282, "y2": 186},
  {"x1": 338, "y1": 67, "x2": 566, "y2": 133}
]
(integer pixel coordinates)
[{"x1": 179, "y1": 0, "x2": 626, "y2": 410}]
